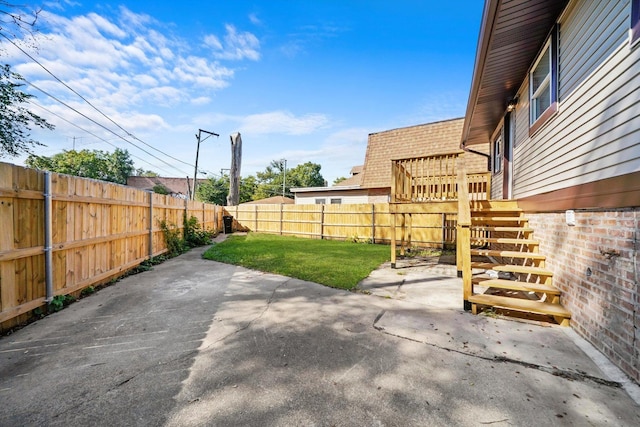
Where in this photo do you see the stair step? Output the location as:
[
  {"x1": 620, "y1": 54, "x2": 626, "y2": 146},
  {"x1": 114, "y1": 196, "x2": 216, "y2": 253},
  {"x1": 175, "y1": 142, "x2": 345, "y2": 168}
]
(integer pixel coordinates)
[
  {"x1": 471, "y1": 216, "x2": 528, "y2": 222},
  {"x1": 472, "y1": 226, "x2": 534, "y2": 233},
  {"x1": 468, "y1": 294, "x2": 571, "y2": 319},
  {"x1": 470, "y1": 237, "x2": 539, "y2": 245},
  {"x1": 470, "y1": 201, "x2": 521, "y2": 211},
  {"x1": 471, "y1": 262, "x2": 553, "y2": 277},
  {"x1": 472, "y1": 278, "x2": 561, "y2": 295},
  {"x1": 470, "y1": 249, "x2": 545, "y2": 260}
]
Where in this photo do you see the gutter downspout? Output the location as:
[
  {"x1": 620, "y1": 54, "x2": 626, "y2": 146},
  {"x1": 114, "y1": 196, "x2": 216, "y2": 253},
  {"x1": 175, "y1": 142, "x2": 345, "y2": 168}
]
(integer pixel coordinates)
[
  {"x1": 44, "y1": 171, "x2": 53, "y2": 303},
  {"x1": 461, "y1": 140, "x2": 492, "y2": 172}
]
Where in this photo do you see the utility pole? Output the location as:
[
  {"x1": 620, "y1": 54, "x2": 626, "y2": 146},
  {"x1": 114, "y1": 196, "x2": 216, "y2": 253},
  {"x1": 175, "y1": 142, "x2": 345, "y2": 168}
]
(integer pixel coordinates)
[
  {"x1": 281, "y1": 158, "x2": 287, "y2": 197},
  {"x1": 193, "y1": 129, "x2": 219, "y2": 200}
]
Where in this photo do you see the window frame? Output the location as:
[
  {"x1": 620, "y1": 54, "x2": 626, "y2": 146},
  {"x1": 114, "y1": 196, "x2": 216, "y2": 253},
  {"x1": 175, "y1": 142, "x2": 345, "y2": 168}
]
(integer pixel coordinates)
[
  {"x1": 529, "y1": 27, "x2": 558, "y2": 135},
  {"x1": 493, "y1": 132, "x2": 502, "y2": 175},
  {"x1": 632, "y1": 0, "x2": 640, "y2": 45},
  {"x1": 314, "y1": 198, "x2": 325, "y2": 204},
  {"x1": 330, "y1": 198, "x2": 342, "y2": 205}
]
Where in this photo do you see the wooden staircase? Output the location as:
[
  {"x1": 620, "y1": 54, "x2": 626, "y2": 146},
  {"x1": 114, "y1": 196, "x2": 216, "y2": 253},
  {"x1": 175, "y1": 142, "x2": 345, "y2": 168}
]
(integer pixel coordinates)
[{"x1": 465, "y1": 200, "x2": 571, "y2": 326}]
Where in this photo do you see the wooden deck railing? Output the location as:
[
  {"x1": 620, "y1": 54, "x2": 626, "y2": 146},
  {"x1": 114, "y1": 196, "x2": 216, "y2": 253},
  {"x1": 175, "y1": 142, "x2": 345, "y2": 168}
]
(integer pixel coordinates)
[{"x1": 391, "y1": 152, "x2": 490, "y2": 203}]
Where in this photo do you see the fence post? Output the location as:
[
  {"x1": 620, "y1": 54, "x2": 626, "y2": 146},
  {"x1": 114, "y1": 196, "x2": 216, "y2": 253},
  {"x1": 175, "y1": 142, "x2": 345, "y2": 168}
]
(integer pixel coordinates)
[
  {"x1": 456, "y1": 157, "x2": 472, "y2": 311},
  {"x1": 320, "y1": 205, "x2": 325, "y2": 239},
  {"x1": 371, "y1": 204, "x2": 375, "y2": 244},
  {"x1": 44, "y1": 171, "x2": 53, "y2": 303},
  {"x1": 148, "y1": 191, "x2": 154, "y2": 258},
  {"x1": 390, "y1": 204, "x2": 397, "y2": 268},
  {"x1": 280, "y1": 204, "x2": 283, "y2": 235},
  {"x1": 255, "y1": 204, "x2": 258, "y2": 232}
]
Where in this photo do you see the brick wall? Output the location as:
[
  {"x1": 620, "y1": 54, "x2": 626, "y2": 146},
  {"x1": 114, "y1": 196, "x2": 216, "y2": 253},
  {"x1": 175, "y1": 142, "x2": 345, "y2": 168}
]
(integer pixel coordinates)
[{"x1": 527, "y1": 209, "x2": 640, "y2": 382}]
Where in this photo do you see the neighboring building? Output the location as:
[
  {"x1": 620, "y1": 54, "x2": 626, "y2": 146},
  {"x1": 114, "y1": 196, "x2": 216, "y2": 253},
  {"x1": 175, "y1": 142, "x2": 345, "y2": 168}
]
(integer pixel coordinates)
[
  {"x1": 127, "y1": 176, "x2": 204, "y2": 199},
  {"x1": 461, "y1": 0, "x2": 640, "y2": 381},
  {"x1": 292, "y1": 119, "x2": 488, "y2": 204},
  {"x1": 240, "y1": 195, "x2": 294, "y2": 205},
  {"x1": 292, "y1": 165, "x2": 368, "y2": 205}
]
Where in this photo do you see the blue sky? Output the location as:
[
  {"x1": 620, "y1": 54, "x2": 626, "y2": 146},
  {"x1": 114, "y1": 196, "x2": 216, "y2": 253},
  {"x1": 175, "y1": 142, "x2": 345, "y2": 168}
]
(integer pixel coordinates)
[{"x1": 2, "y1": 1, "x2": 484, "y2": 184}]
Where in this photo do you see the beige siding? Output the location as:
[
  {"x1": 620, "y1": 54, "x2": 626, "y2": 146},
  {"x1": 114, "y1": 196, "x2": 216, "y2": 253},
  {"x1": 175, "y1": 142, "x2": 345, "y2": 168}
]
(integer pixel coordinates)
[
  {"x1": 511, "y1": 0, "x2": 640, "y2": 200},
  {"x1": 559, "y1": 0, "x2": 630, "y2": 101},
  {"x1": 295, "y1": 192, "x2": 370, "y2": 205}
]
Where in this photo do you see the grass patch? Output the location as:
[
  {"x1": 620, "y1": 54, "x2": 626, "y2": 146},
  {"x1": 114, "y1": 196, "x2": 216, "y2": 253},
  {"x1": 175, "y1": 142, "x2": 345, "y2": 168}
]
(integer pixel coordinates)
[{"x1": 202, "y1": 233, "x2": 390, "y2": 290}]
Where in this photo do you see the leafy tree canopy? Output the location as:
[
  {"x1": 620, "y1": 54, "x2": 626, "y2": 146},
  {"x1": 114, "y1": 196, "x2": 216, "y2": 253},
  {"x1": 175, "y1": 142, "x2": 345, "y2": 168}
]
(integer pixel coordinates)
[
  {"x1": 333, "y1": 176, "x2": 347, "y2": 185},
  {"x1": 196, "y1": 176, "x2": 229, "y2": 205},
  {"x1": 25, "y1": 148, "x2": 135, "y2": 184},
  {"x1": 0, "y1": 64, "x2": 54, "y2": 157},
  {"x1": 254, "y1": 160, "x2": 325, "y2": 200}
]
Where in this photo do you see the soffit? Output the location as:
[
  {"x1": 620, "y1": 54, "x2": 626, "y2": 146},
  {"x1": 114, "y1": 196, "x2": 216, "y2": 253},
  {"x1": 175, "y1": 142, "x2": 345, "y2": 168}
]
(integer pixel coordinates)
[{"x1": 461, "y1": 0, "x2": 569, "y2": 147}]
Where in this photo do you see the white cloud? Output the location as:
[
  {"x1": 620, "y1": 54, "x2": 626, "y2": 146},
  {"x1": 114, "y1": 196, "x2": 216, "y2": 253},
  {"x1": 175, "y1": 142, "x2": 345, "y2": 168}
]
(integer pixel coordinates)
[
  {"x1": 204, "y1": 24, "x2": 260, "y2": 61},
  {"x1": 242, "y1": 111, "x2": 329, "y2": 135},
  {"x1": 249, "y1": 13, "x2": 261, "y2": 25}
]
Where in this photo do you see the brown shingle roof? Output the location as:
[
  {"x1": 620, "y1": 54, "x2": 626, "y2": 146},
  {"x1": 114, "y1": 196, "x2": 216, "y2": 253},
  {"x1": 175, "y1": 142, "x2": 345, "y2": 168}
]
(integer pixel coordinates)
[
  {"x1": 334, "y1": 172, "x2": 362, "y2": 187},
  {"x1": 360, "y1": 118, "x2": 488, "y2": 189}
]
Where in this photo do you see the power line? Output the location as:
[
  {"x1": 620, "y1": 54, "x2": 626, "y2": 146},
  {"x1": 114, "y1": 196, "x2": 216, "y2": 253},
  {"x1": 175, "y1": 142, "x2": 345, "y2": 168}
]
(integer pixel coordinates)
[
  {"x1": 22, "y1": 77, "x2": 191, "y2": 176},
  {"x1": 1, "y1": 33, "x2": 194, "y2": 168},
  {"x1": 30, "y1": 101, "x2": 180, "y2": 176}
]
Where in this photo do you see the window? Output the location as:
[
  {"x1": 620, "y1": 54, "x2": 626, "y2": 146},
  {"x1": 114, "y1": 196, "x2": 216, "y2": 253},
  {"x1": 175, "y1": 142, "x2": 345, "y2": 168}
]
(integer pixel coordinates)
[
  {"x1": 315, "y1": 198, "x2": 325, "y2": 204},
  {"x1": 330, "y1": 198, "x2": 342, "y2": 204},
  {"x1": 529, "y1": 29, "x2": 558, "y2": 134},
  {"x1": 493, "y1": 133, "x2": 502, "y2": 174},
  {"x1": 633, "y1": 0, "x2": 640, "y2": 45}
]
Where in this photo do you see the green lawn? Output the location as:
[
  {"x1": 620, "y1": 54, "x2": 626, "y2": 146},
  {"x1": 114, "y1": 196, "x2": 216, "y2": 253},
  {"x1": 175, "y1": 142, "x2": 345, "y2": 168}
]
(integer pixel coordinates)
[{"x1": 202, "y1": 233, "x2": 390, "y2": 290}]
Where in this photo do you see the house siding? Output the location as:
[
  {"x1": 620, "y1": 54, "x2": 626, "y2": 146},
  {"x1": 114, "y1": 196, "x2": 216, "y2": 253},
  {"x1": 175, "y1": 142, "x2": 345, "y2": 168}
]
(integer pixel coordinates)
[
  {"x1": 295, "y1": 191, "x2": 370, "y2": 205},
  {"x1": 512, "y1": 0, "x2": 640, "y2": 200},
  {"x1": 528, "y1": 209, "x2": 640, "y2": 382},
  {"x1": 558, "y1": 0, "x2": 630, "y2": 101}
]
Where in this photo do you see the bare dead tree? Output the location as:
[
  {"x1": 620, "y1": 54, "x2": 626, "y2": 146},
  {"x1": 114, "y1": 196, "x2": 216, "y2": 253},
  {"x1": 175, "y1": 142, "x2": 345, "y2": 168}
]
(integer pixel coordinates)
[{"x1": 0, "y1": 1, "x2": 43, "y2": 39}]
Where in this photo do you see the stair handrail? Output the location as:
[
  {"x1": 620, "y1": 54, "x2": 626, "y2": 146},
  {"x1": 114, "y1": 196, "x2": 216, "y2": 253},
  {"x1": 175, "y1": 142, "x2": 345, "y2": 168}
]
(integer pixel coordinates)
[{"x1": 456, "y1": 155, "x2": 473, "y2": 311}]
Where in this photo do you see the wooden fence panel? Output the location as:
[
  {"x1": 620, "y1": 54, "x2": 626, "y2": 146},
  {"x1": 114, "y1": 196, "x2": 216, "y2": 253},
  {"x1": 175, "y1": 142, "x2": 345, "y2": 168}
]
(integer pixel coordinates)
[{"x1": 0, "y1": 163, "x2": 222, "y2": 330}]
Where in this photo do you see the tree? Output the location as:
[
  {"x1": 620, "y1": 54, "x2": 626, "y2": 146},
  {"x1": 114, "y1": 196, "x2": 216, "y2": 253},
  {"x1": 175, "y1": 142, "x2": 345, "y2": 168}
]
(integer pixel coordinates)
[
  {"x1": 254, "y1": 160, "x2": 325, "y2": 200},
  {"x1": 239, "y1": 175, "x2": 258, "y2": 203},
  {"x1": 25, "y1": 148, "x2": 135, "y2": 184},
  {"x1": 0, "y1": 64, "x2": 54, "y2": 157},
  {"x1": 1, "y1": 1, "x2": 43, "y2": 38},
  {"x1": 195, "y1": 176, "x2": 229, "y2": 205},
  {"x1": 134, "y1": 168, "x2": 159, "y2": 177},
  {"x1": 333, "y1": 177, "x2": 347, "y2": 185}
]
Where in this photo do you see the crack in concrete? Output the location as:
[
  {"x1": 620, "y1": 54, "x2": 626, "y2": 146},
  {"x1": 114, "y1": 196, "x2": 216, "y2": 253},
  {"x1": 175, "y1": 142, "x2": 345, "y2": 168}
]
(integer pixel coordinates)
[{"x1": 372, "y1": 310, "x2": 622, "y2": 389}]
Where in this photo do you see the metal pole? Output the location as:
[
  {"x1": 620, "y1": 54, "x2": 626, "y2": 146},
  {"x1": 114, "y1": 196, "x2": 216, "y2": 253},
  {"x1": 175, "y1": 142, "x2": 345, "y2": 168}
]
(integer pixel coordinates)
[
  {"x1": 282, "y1": 158, "x2": 287, "y2": 197},
  {"x1": 44, "y1": 172, "x2": 53, "y2": 303},
  {"x1": 193, "y1": 131, "x2": 201, "y2": 201},
  {"x1": 148, "y1": 191, "x2": 154, "y2": 258},
  {"x1": 193, "y1": 129, "x2": 220, "y2": 201}
]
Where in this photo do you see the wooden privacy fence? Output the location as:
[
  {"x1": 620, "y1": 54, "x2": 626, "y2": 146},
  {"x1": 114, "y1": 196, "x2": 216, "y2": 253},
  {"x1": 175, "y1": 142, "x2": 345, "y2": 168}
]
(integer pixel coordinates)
[
  {"x1": 0, "y1": 163, "x2": 222, "y2": 330},
  {"x1": 225, "y1": 203, "x2": 457, "y2": 246}
]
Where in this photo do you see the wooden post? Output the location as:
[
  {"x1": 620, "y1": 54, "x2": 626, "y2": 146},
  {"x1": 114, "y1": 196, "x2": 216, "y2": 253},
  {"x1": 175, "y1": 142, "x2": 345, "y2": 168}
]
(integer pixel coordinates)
[
  {"x1": 399, "y1": 213, "x2": 406, "y2": 256},
  {"x1": 457, "y1": 156, "x2": 473, "y2": 311},
  {"x1": 406, "y1": 213, "x2": 412, "y2": 251},
  {"x1": 148, "y1": 191, "x2": 153, "y2": 258},
  {"x1": 280, "y1": 204, "x2": 283, "y2": 235},
  {"x1": 371, "y1": 204, "x2": 375, "y2": 244},
  {"x1": 320, "y1": 204, "x2": 325, "y2": 239},
  {"x1": 391, "y1": 204, "x2": 397, "y2": 268},
  {"x1": 255, "y1": 204, "x2": 258, "y2": 232}
]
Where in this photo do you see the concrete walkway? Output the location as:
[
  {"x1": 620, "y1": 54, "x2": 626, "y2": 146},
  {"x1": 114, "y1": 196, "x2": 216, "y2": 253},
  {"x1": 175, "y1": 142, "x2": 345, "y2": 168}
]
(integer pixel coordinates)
[{"x1": 1, "y1": 243, "x2": 639, "y2": 426}]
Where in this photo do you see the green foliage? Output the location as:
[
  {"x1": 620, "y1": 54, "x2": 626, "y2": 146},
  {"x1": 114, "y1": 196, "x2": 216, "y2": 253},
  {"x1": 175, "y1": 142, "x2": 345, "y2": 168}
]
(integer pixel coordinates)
[
  {"x1": 1, "y1": 64, "x2": 54, "y2": 158},
  {"x1": 196, "y1": 176, "x2": 229, "y2": 205},
  {"x1": 152, "y1": 184, "x2": 170, "y2": 195},
  {"x1": 184, "y1": 215, "x2": 214, "y2": 247},
  {"x1": 80, "y1": 286, "x2": 95, "y2": 296},
  {"x1": 26, "y1": 148, "x2": 134, "y2": 184},
  {"x1": 333, "y1": 176, "x2": 347, "y2": 185},
  {"x1": 160, "y1": 216, "x2": 213, "y2": 257},
  {"x1": 134, "y1": 168, "x2": 159, "y2": 177},
  {"x1": 203, "y1": 233, "x2": 389, "y2": 290},
  {"x1": 160, "y1": 219, "x2": 187, "y2": 257},
  {"x1": 48, "y1": 294, "x2": 75, "y2": 312},
  {"x1": 254, "y1": 160, "x2": 325, "y2": 200}
]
